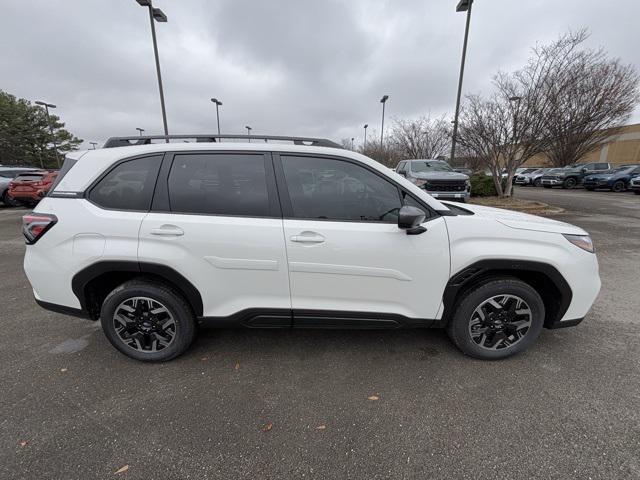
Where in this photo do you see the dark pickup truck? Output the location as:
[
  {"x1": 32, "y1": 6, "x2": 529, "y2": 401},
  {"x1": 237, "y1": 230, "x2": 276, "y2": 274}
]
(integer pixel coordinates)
[{"x1": 541, "y1": 162, "x2": 611, "y2": 189}]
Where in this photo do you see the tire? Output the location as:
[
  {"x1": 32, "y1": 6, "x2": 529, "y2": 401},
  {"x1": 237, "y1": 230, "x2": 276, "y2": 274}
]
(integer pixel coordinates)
[
  {"x1": 562, "y1": 177, "x2": 577, "y2": 189},
  {"x1": 446, "y1": 278, "x2": 545, "y2": 360},
  {"x1": 612, "y1": 181, "x2": 625, "y2": 193},
  {"x1": 533, "y1": 178, "x2": 542, "y2": 187},
  {"x1": 100, "y1": 279, "x2": 196, "y2": 362},
  {"x1": 1, "y1": 191, "x2": 22, "y2": 207}
]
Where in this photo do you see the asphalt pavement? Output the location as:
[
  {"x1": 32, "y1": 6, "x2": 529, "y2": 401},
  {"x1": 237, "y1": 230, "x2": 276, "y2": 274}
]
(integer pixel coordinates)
[{"x1": 1, "y1": 189, "x2": 639, "y2": 480}]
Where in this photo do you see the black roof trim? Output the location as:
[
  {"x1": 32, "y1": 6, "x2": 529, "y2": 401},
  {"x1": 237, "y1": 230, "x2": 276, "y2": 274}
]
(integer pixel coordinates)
[{"x1": 103, "y1": 134, "x2": 343, "y2": 149}]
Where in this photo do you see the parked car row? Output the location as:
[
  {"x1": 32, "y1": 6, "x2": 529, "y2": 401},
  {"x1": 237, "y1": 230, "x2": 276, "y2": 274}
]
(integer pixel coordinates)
[
  {"x1": 514, "y1": 163, "x2": 640, "y2": 193},
  {"x1": 0, "y1": 166, "x2": 58, "y2": 207}
]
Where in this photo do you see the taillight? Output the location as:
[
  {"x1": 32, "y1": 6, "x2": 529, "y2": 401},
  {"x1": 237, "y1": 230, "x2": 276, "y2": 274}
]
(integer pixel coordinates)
[{"x1": 22, "y1": 213, "x2": 57, "y2": 244}]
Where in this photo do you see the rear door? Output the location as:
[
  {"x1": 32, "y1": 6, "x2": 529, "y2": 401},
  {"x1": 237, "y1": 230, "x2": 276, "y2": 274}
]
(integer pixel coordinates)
[
  {"x1": 138, "y1": 151, "x2": 291, "y2": 321},
  {"x1": 274, "y1": 154, "x2": 451, "y2": 323}
]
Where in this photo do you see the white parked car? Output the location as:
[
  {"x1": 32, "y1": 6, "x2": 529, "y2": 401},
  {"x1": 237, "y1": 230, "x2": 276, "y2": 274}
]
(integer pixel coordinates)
[{"x1": 23, "y1": 135, "x2": 601, "y2": 361}]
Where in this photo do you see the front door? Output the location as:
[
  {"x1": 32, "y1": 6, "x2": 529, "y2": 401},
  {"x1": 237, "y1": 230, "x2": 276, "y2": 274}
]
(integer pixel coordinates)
[{"x1": 275, "y1": 154, "x2": 451, "y2": 322}]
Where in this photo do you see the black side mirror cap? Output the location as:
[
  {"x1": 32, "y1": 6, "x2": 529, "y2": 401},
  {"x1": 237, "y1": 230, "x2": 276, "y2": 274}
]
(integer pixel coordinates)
[{"x1": 398, "y1": 206, "x2": 427, "y2": 234}]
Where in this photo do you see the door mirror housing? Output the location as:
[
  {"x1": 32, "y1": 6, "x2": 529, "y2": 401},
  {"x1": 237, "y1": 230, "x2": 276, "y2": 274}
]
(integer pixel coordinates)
[{"x1": 398, "y1": 206, "x2": 427, "y2": 235}]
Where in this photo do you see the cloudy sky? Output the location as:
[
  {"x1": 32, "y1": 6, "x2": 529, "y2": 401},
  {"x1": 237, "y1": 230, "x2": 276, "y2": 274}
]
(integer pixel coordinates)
[{"x1": 2, "y1": 0, "x2": 639, "y2": 148}]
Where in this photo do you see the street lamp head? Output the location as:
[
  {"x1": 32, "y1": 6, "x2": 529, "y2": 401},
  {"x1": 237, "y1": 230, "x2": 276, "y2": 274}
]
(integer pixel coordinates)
[
  {"x1": 135, "y1": 0, "x2": 152, "y2": 6},
  {"x1": 152, "y1": 8, "x2": 167, "y2": 22},
  {"x1": 245, "y1": 125, "x2": 252, "y2": 131},
  {"x1": 509, "y1": 96, "x2": 523, "y2": 102},
  {"x1": 211, "y1": 98, "x2": 222, "y2": 106},
  {"x1": 456, "y1": 0, "x2": 473, "y2": 12},
  {"x1": 364, "y1": 124, "x2": 368, "y2": 129},
  {"x1": 380, "y1": 95, "x2": 389, "y2": 103},
  {"x1": 35, "y1": 100, "x2": 56, "y2": 108}
]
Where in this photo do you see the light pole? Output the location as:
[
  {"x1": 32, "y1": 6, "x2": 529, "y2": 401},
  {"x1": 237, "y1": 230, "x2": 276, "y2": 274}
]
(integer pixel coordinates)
[
  {"x1": 135, "y1": 0, "x2": 169, "y2": 142},
  {"x1": 90, "y1": 142, "x2": 98, "y2": 150},
  {"x1": 245, "y1": 125, "x2": 252, "y2": 143},
  {"x1": 363, "y1": 124, "x2": 368, "y2": 146},
  {"x1": 35, "y1": 100, "x2": 60, "y2": 167},
  {"x1": 450, "y1": 0, "x2": 474, "y2": 164},
  {"x1": 380, "y1": 95, "x2": 389, "y2": 147},
  {"x1": 136, "y1": 127, "x2": 145, "y2": 136},
  {"x1": 211, "y1": 98, "x2": 223, "y2": 135}
]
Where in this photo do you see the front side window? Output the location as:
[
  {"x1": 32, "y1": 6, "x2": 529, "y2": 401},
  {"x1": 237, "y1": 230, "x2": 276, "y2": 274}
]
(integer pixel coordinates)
[
  {"x1": 281, "y1": 156, "x2": 402, "y2": 222},
  {"x1": 89, "y1": 155, "x2": 162, "y2": 211},
  {"x1": 595, "y1": 163, "x2": 609, "y2": 170},
  {"x1": 167, "y1": 153, "x2": 269, "y2": 216}
]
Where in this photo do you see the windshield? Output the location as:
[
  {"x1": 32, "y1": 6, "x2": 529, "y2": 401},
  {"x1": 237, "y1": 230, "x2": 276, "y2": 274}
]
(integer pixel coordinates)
[{"x1": 410, "y1": 161, "x2": 453, "y2": 173}]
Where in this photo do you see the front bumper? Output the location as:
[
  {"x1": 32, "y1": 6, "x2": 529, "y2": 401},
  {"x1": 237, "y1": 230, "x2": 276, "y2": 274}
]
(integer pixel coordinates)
[
  {"x1": 541, "y1": 178, "x2": 564, "y2": 186},
  {"x1": 428, "y1": 190, "x2": 470, "y2": 200},
  {"x1": 515, "y1": 177, "x2": 530, "y2": 185}
]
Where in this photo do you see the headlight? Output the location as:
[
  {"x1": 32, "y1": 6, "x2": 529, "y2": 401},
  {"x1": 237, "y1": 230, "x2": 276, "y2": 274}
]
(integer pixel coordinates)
[
  {"x1": 465, "y1": 179, "x2": 471, "y2": 187},
  {"x1": 563, "y1": 234, "x2": 595, "y2": 253}
]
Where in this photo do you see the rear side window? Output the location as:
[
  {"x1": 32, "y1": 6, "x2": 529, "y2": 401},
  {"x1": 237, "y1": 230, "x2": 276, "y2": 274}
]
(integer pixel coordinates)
[
  {"x1": 167, "y1": 153, "x2": 269, "y2": 216},
  {"x1": 89, "y1": 155, "x2": 162, "y2": 211}
]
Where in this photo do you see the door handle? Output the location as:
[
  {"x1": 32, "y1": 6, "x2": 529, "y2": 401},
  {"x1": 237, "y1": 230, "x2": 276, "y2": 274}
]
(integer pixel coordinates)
[
  {"x1": 150, "y1": 225, "x2": 184, "y2": 236},
  {"x1": 290, "y1": 232, "x2": 325, "y2": 243}
]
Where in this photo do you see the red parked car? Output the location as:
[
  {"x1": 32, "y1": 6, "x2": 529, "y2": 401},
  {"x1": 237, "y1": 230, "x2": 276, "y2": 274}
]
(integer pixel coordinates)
[{"x1": 7, "y1": 170, "x2": 58, "y2": 207}]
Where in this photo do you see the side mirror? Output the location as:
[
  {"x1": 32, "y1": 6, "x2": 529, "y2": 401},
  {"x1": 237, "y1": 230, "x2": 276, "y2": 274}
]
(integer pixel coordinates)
[
  {"x1": 581, "y1": 167, "x2": 587, "y2": 173},
  {"x1": 398, "y1": 206, "x2": 427, "y2": 235}
]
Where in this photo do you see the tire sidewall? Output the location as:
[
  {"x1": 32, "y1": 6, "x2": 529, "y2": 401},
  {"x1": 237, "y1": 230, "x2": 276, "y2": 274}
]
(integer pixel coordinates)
[
  {"x1": 448, "y1": 280, "x2": 545, "y2": 360},
  {"x1": 612, "y1": 181, "x2": 624, "y2": 192},
  {"x1": 100, "y1": 282, "x2": 195, "y2": 362}
]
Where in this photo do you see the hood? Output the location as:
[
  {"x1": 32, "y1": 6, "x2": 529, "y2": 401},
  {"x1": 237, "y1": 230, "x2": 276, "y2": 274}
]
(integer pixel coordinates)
[
  {"x1": 412, "y1": 171, "x2": 469, "y2": 181},
  {"x1": 443, "y1": 202, "x2": 587, "y2": 235}
]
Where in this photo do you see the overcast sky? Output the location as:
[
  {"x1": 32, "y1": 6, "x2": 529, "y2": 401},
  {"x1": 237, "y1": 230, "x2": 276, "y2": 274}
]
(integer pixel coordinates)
[{"x1": 2, "y1": 0, "x2": 639, "y2": 148}]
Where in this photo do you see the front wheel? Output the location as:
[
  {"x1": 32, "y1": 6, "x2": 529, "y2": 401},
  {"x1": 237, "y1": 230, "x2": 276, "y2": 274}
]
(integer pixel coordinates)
[
  {"x1": 446, "y1": 279, "x2": 545, "y2": 360},
  {"x1": 100, "y1": 279, "x2": 196, "y2": 362},
  {"x1": 533, "y1": 178, "x2": 542, "y2": 187},
  {"x1": 612, "y1": 181, "x2": 625, "y2": 192},
  {"x1": 562, "y1": 177, "x2": 577, "y2": 189}
]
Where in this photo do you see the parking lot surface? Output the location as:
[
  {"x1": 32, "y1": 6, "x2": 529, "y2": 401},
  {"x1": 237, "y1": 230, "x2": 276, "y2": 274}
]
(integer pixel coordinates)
[{"x1": 1, "y1": 190, "x2": 639, "y2": 480}]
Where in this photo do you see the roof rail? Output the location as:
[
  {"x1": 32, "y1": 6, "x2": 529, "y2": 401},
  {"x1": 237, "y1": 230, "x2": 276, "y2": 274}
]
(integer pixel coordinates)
[{"x1": 102, "y1": 134, "x2": 343, "y2": 149}]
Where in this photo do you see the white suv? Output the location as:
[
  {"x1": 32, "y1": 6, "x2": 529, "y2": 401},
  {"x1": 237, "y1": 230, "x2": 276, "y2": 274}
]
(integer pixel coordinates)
[{"x1": 23, "y1": 135, "x2": 601, "y2": 362}]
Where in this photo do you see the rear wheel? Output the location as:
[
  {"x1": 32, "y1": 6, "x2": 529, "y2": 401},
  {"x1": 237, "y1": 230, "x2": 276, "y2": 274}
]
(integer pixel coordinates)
[
  {"x1": 1, "y1": 191, "x2": 21, "y2": 207},
  {"x1": 562, "y1": 177, "x2": 577, "y2": 189},
  {"x1": 533, "y1": 178, "x2": 542, "y2": 187},
  {"x1": 446, "y1": 279, "x2": 545, "y2": 360},
  {"x1": 100, "y1": 279, "x2": 196, "y2": 362},
  {"x1": 612, "y1": 181, "x2": 625, "y2": 192}
]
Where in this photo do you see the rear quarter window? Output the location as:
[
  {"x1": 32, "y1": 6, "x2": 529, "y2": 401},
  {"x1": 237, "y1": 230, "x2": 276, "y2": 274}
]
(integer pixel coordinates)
[{"x1": 88, "y1": 155, "x2": 163, "y2": 211}]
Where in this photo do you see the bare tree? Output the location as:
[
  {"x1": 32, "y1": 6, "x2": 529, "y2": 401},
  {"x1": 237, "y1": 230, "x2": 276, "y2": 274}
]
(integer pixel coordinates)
[
  {"x1": 537, "y1": 31, "x2": 639, "y2": 166},
  {"x1": 458, "y1": 30, "x2": 639, "y2": 196},
  {"x1": 359, "y1": 139, "x2": 402, "y2": 168},
  {"x1": 389, "y1": 115, "x2": 451, "y2": 160}
]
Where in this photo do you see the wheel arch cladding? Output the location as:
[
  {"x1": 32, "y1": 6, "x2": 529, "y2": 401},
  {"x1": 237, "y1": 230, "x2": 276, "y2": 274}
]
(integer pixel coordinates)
[
  {"x1": 441, "y1": 260, "x2": 572, "y2": 328},
  {"x1": 71, "y1": 261, "x2": 204, "y2": 320}
]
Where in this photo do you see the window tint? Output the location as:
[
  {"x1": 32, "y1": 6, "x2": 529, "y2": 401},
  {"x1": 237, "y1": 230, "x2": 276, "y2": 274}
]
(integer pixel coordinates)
[
  {"x1": 281, "y1": 156, "x2": 402, "y2": 222},
  {"x1": 89, "y1": 155, "x2": 162, "y2": 211},
  {"x1": 167, "y1": 153, "x2": 269, "y2": 216},
  {"x1": 14, "y1": 173, "x2": 45, "y2": 182}
]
